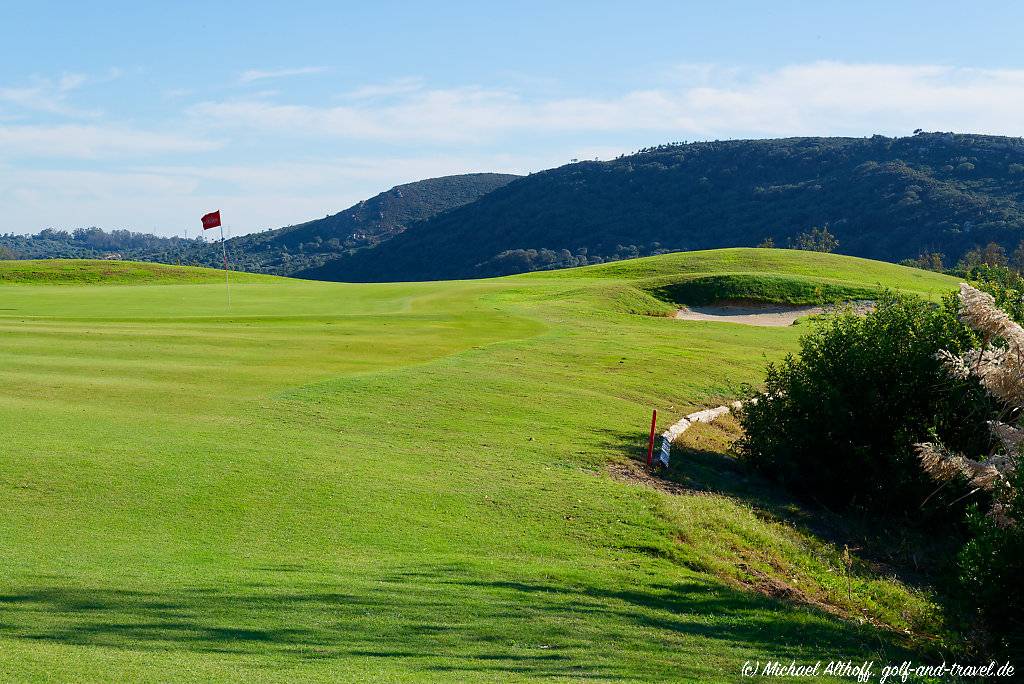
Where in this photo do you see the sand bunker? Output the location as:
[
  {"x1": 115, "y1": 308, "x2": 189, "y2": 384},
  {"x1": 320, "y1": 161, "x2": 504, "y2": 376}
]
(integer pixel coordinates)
[
  {"x1": 674, "y1": 304, "x2": 821, "y2": 326},
  {"x1": 674, "y1": 301, "x2": 874, "y2": 327}
]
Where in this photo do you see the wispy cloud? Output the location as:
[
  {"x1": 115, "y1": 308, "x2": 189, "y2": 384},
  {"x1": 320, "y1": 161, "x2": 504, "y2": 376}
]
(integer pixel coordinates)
[
  {"x1": 195, "y1": 63, "x2": 1024, "y2": 144},
  {"x1": 0, "y1": 72, "x2": 98, "y2": 117},
  {"x1": 0, "y1": 68, "x2": 128, "y2": 118},
  {"x1": 161, "y1": 88, "x2": 193, "y2": 101},
  {"x1": 239, "y1": 66, "x2": 328, "y2": 83},
  {"x1": 8, "y1": 61, "x2": 1024, "y2": 236},
  {"x1": 0, "y1": 153, "x2": 542, "y2": 234},
  {"x1": 0, "y1": 124, "x2": 222, "y2": 159},
  {"x1": 343, "y1": 77, "x2": 425, "y2": 100},
  {"x1": 56, "y1": 73, "x2": 88, "y2": 92}
]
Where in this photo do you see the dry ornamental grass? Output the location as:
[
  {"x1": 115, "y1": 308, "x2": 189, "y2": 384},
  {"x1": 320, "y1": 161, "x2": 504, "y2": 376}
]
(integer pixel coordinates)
[{"x1": 915, "y1": 284, "x2": 1020, "y2": 521}]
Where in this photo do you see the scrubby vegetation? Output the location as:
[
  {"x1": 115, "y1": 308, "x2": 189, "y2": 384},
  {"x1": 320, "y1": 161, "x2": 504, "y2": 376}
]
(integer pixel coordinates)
[
  {"x1": 958, "y1": 467, "x2": 1024, "y2": 656},
  {"x1": 738, "y1": 272, "x2": 1024, "y2": 658},
  {"x1": 913, "y1": 284, "x2": 1024, "y2": 657},
  {"x1": 738, "y1": 291, "x2": 995, "y2": 516}
]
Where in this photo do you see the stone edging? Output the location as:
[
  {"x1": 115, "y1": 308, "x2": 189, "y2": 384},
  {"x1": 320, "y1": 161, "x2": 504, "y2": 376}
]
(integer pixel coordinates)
[{"x1": 656, "y1": 399, "x2": 754, "y2": 467}]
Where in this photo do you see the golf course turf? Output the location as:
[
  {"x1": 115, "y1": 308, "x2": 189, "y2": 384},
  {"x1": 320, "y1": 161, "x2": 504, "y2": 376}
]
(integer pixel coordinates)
[{"x1": 0, "y1": 249, "x2": 960, "y2": 682}]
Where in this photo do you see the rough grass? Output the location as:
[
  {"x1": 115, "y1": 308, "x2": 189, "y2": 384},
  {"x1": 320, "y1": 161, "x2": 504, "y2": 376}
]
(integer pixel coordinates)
[
  {"x1": 662, "y1": 417, "x2": 950, "y2": 648},
  {"x1": 0, "y1": 250, "x2": 961, "y2": 682}
]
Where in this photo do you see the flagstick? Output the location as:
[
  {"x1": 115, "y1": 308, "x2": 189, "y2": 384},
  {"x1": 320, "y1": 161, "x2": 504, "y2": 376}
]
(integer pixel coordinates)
[{"x1": 220, "y1": 224, "x2": 230, "y2": 307}]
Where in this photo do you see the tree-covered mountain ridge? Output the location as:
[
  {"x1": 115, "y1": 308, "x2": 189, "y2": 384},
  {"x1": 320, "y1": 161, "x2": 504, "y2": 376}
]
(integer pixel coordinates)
[{"x1": 298, "y1": 132, "x2": 1024, "y2": 282}]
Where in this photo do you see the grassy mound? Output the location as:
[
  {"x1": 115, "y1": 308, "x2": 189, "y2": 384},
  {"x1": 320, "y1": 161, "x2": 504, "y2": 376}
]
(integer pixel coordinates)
[
  {"x1": 0, "y1": 249, "x2": 958, "y2": 681},
  {"x1": 518, "y1": 247, "x2": 958, "y2": 313},
  {"x1": 647, "y1": 273, "x2": 879, "y2": 306},
  {"x1": 541, "y1": 247, "x2": 956, "y2": 289},
  {"x1": 0, "y1": 259, "x2": 274, "y2": 285}
]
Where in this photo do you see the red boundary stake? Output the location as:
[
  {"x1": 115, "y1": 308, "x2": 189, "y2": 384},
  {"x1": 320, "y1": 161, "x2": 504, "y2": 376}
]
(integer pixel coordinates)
[{"x1": 646, "y1": 409, "x2": 657, "y2": 466}]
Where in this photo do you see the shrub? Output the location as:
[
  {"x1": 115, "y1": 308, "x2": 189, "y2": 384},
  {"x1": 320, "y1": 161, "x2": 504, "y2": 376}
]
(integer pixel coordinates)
[
  {"x1": 957, "y1": 467, "x2": 1024, "y2": 657},
  {"x1": 737, "y1": 291, "x2": 995, "y2": 517},
  {"x1": 788, "y1": 225, "x2": 839, "y2": 253},
  {"x1": 912, "y1": 284, "x2": 1024, "y2": 656}
]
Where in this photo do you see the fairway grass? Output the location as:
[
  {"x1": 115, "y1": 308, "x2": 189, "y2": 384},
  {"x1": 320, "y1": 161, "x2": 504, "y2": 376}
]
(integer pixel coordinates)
[{"x1": 0, "y1": 251, "x2": 960, "y2": 682}]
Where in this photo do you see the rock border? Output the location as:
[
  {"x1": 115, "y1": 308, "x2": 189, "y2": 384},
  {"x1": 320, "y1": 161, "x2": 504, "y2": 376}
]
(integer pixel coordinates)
[{"x1": 657, "y1": 399, "x2": 753, "y2": 466}]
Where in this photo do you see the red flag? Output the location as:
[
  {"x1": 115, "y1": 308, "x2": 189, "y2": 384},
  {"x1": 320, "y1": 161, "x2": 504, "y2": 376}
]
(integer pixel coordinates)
[{"x1": 201, "y1": 210, "x2": 221, "y2": 230}]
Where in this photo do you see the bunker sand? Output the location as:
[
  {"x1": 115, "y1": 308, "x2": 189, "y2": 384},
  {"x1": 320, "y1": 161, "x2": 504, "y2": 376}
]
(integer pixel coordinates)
[
  {"x1": 674, "y1": 304, "x2": 825, "y2": 326},
  {"x1": 674, "y1": 300, "x2": 875, "y2": 327}
]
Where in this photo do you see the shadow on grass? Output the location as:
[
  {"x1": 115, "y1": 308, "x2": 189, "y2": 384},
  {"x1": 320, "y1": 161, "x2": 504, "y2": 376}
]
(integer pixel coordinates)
[
  {"x1": 0, "y1": 564, "x2": 911, "y2": 680},
  {"x1": 597, "y1": 421, "x2": 957, "y2": 646},
  {"x1": 666, "y1": 436, "x2": 958, "y2": 588}
]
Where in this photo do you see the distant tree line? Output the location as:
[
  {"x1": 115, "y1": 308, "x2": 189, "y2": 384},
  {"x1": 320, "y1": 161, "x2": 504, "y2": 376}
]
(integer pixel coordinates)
[{"x1": 899, "y1": 239, "x2": 1024, "y2": 277}]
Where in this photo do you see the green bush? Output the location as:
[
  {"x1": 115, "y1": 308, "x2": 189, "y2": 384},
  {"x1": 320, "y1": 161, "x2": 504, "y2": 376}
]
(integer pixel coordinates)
[
  {"x1": 950, "y1": 264, "x2": 1024, "y2": 321},
  {"x1": 957, "y1": 465, "x2": 1024, "y2": 657},
  {"x1": 737, "y1": 291, "x2": 995, "y2": 517}
]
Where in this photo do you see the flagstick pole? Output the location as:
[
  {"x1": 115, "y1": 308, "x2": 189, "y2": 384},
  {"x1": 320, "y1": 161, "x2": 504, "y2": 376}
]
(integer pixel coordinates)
[{"x1": 220, "y1": 224, "x2": 230, "y2": 307}]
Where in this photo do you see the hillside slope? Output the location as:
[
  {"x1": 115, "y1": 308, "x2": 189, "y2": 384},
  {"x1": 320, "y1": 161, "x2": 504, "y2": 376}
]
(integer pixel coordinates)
[
  {"x1": 184, "y1": 172, "x2": 519, "y2": 274},
  {"x1": 299, "y1": 133, "x2": 1024, "y2": 282}
]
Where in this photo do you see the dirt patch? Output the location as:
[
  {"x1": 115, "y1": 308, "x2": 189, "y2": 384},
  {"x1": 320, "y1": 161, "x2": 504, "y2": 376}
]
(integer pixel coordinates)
[
  {"x1": 606, "y1": 460, "x2": 698, "y2": 496},
  {"x1": 674, "y1": 301, "x2": 873, "y2": 327},
  {"x1": 733, "y1": 561, "x2": 859, "y2": 620},
  {"x1": 737, "y1": 561, "x2": 812, "y2": 603}
]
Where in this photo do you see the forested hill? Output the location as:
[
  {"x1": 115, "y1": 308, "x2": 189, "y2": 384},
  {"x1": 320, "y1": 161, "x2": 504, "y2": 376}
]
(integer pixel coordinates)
[
  {"x1": 298, "y1": 133, "x2": 1024, "y2": 282},
  {"x1": 176, "y1": 172, "x2": 519, "y2": 273},
  {"x1": 0, "y1": 173, "x2": 518, "y2": 275}
]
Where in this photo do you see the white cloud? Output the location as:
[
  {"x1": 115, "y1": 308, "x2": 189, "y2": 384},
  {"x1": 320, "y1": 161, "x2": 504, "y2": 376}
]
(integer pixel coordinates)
[
  {"x1": 190, "y1": 87, "x2": 526, "y2": 143},
  {"x1": 0, "y1": 152, "x2": 544, "y2": 236},
  {"x1": 56, "y1": 73, "x2": 88, "y2": 92},
  {"x1": 143, "y1": 153, "x2": 539, "y2": 191},
  {"x1": 0, "y1": 76, "x2": 96, "y2": 117},
  {"x1": 0, "y1": 70, "x2": 125, "y2": 118},
  {"x1": 162, "y1": 88, "x2": 193, "y2": 101},
  {"x1": 681, "y1": 63, "x2": 1024, "y2": 136},
  {"x1": 0, "y1": 124, "x2": 223, "y2": 159},
  {"x1": 193, "y1": 62, "x2": 1024, "y2": 143},
  {"x1": 239, "y1": 66, "x2": 328, "y2": 83},
  {"x1": 343, "y1": 77, "x2": 425, "y2": 100},
  {"x1": 6, "y1": 61, "x2": 1024, "y2": 237}
]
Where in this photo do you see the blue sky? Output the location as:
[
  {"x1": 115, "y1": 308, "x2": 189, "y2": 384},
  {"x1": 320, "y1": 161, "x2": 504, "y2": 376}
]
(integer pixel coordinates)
[{"x1": 3, "y1": 1, "x2": 1024, "y2": 236}]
